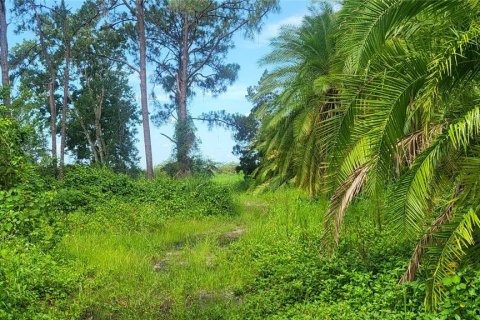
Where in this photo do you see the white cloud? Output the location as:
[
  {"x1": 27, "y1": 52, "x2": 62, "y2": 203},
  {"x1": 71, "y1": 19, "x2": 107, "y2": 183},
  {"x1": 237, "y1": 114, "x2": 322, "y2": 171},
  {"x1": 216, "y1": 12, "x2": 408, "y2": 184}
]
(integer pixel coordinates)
[
  {"x1": 263, "y1": 15, "x2": 304, "y2": 40},
  {"x1": 243, "y1": 14, "x2": 304, "y2": 48}
]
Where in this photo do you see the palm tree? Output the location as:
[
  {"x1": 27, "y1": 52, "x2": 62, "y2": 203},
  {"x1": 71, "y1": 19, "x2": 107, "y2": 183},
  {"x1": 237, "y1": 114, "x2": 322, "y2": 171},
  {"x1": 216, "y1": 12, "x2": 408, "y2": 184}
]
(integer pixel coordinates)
[
  {"x1": 322, "y1": 0, "x2": 480, "y2": 309},
  {"x1": 253, "y1": 5, "x2": 338, "y2": 196},
  {"x1": 254, "y1": 0, "x2": 480, "y2": 309}
]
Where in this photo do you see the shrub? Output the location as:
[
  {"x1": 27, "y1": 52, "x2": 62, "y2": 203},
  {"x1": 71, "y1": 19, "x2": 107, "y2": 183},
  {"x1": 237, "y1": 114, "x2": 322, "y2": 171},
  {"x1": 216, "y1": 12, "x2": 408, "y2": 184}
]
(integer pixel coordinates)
[
  {"x1": 0, "y1": 242, "x2": 82, "y2": 319},
  {"x1": 435, "y1": 267, "x2": 480, "y2": 319},
  {"x1": 234, "y1": 237, "x2": 427, "y2": 319},
  {"x1": 0, "y1": 186, "x2": 82, "y2": 319},
  {"x1": 0, "y1": 116, "x2": 31, "y2": 190},
  {"x1": 53, "y1": 165, "x2": 235, "y2": 217},
  {"x1": 155, "y1": 157, "x2": 218, "y2": 178},
  {"x1": 0, "y1": 188, "x2": 64, "y2": 248}
]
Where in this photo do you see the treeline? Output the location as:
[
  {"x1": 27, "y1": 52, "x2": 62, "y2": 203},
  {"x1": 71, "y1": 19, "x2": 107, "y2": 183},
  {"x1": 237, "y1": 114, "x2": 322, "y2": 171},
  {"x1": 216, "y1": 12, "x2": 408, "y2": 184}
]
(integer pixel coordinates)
[
  {"x1": 247, "y1": 0, "x2": 480, "y2": 310},
  {"x1": 0, "y1": 0, "x2": 279, "y2": 178}
]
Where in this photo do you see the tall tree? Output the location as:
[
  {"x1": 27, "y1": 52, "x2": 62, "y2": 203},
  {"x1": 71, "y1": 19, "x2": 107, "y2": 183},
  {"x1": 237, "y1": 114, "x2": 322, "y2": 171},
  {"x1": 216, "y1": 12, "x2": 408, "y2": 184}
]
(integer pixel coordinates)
[
  {"x1": 148, "y1": 0, "x2": 278, "y2": 175},
  {"x1": 110, "y1": 0, "x2": 154, "y2": 179},
  {"x1": 68, "y1": 69, "x2": 140, "y2": 172},
  {"x1": 57, "y1": 0, "x2": 110, "y2": 179},
  {"x1": 13, "y1": 0, "x2": 62, "y2": 166},
  {"x1": 68, "y1": 20, "x2": 140, "y2": 172},
  {"x1": 0, "y1": 0, "x2": 9, "y2": 108},
  {"x1": 15, "y1": 0, "x2": 111, "y2": 178},
  {"x1": 57, "y1": 0, "x2": 71, "y2": 179},
  {"x1": 134, "y1": 0, "x2": 153, "y2": 179}
]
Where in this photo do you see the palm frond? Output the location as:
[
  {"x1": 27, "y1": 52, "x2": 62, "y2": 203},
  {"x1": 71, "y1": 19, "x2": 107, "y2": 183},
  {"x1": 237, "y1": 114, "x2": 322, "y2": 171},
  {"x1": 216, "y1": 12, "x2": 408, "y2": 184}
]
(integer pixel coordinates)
[
  {"x1": 399, "y1": 186, "x2": 463, "y2": 283},
  {"x1": 425, "y1": 208, "x2": 480, "y2": 310},
  {"x1": 448, "y1": 106, "x2": 480, "y2": 151},
  {"x1": 338, "y1": 0, "x2": 473, "y2": 73},
  {"x1": 323, "y1": 137, "x2": 371, "y2": 246}
]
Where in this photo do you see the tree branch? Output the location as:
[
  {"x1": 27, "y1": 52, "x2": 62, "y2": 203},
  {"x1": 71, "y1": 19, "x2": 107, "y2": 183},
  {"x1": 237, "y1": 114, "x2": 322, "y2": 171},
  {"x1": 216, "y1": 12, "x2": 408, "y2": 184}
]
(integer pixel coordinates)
[
  {"x1": 160, "y1": 133, "x2": 176, "y2": 144},
  {"x1": 97, "y1": 53, "x2": 140, "y2": 73}
]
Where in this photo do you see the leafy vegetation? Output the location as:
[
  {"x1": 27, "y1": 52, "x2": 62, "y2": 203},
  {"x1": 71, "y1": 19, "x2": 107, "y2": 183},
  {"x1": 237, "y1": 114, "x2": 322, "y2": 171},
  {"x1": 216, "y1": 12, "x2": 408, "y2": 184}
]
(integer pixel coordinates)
[
  {"x1": 2, "y1": 170, "x2": 479, "y2": 319},
  {"x1": 250, "y1": 0, "x2": 480, "y2": 311},
  {"x1": 1, "y1": 0, "x2": 480, "y2": 318},
  {"x1": 0, "y1": 166, "x2": 235, "y2": 318}
]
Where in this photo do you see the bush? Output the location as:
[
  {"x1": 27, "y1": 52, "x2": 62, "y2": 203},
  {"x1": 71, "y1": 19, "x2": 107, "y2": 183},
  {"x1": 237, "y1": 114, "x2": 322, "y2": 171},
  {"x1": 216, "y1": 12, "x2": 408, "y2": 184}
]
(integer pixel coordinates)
[
  {"x1": 436, "y1": 267, "x2": 480, "y2": 319},
  {"x1": 0, "y1": 186, "x2": 81, "y2": 319},
  {"x1": 0, "y1": 188, "x2": 64, "y2": 248},
  {"x1": 0, "y1": 116, "x2": 31, "y2": 190},
  {"x1": 53, "y1": 165, "x2": 235, "y2": 217},
  {"x1": 80, "y1": 166, "x2": 234, "y2": 215},
  {"x1": 0, "y1": 242, "x2": 82, "y2": 319},
  {"x1": 155, "y1": 157, "x2": 218, "y2": 178},
  {"x1": 234, "y1": 236, "x2": 428, "y2": 319}
]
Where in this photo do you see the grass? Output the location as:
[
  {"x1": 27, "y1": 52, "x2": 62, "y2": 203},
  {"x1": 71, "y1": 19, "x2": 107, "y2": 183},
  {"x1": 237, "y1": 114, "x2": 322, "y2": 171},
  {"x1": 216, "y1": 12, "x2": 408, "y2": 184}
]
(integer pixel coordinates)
[
  {"x1": 5, "y1": 171, "x2": 470, "y2": 318},
  {"x1": 58, "y1": 173, "x2": 330, "y2": 319}
]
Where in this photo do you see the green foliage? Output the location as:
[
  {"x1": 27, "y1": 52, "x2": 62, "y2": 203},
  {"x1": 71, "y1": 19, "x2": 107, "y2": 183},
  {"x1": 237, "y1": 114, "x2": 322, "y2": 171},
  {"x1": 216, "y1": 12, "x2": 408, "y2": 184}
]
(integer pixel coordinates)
[
  {"x1": 237, "y1": 244, "x2": 422, "y2": 319},
  {"x1": 0, "y1": 243, "x2": 82, "y2": 320},
  {"x1": 0, "y1": 164, "x2": 236, "y2": 319},
  {"x1": 68, "y1": 66, "x2": 141, "y2": 172},
  {"x1": 0, "y1": 182, "x2": 80, "y2": 319},
  {"x1": 228, "y1": 191, "x2": 414, "y2": 319},
  {"x1": 3, "y1": 169, "x2": 479, "y2": 319},
  {"x1": 155, "y1": 157, "x2": 218, "y2": 178},
  {"x1": 0, "y1": 115, "x2": 30, "y2": 189},
  {"x1": 48, "y1": 165, "x2": 235, "y2": 217},
  {"x1": 0, "y1": 188, "x2": 63, "y2": 247},
  {"x1": 4, "y1": 0, "x2": 480, "y2": 317},
  {"x1": 253, "y1": 4, "x2": 338, "y2": 195},
  {"x1": 251, "y1": 0, "x2": 480, "y2": 310},
  {"x1": 437, "y1": 268, "x2": 480, "y2": 319}
]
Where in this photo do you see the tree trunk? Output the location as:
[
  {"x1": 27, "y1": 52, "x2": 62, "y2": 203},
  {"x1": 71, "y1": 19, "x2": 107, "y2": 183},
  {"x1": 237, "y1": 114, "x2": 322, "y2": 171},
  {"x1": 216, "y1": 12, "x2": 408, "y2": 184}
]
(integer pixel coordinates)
[
  {"x1": 0, "y1": 0, "x2": 9, "y2": 108},
  {"x1": 48, "y1": 72, "x2": 57, "y2": 163},
  {"x1": 94, "y1": 87, "x2": 106, "y2": 164},
  {"x1": 59, "y1": 44, "x2": 70, "y2": 180},
  {"x1": 135, "y1": 0, "x2": 154, "y2": 179},
  {"x1": 175, "y1": 13, "x2": 192, "y2": 175}
]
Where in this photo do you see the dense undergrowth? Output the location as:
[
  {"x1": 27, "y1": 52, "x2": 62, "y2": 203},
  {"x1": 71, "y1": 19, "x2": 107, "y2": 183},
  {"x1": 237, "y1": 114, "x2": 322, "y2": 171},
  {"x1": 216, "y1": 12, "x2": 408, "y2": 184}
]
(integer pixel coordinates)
[{"x1": 1, "y1": 169, "x2": 479, "y2": 319}]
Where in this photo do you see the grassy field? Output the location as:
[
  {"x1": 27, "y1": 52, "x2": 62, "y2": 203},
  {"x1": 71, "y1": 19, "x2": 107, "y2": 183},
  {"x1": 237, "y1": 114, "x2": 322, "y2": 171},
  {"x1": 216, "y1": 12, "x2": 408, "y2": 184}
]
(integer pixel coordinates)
[
  {"x1": 4, "y1": 170, "x2": 465, "y2": 319},
  {"x1": 44, "y1": 173, "x2": 439, "y2": 319},
  {"x1": 57, "y1": 173, "x2": 338, "y2": 319}
]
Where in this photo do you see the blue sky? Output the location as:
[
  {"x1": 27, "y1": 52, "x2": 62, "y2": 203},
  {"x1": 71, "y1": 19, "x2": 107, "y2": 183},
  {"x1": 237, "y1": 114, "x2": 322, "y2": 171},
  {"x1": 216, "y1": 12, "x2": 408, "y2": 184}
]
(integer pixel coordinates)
[{"x1": 8, "y1": 0, "x2": 311, "y2": 167}]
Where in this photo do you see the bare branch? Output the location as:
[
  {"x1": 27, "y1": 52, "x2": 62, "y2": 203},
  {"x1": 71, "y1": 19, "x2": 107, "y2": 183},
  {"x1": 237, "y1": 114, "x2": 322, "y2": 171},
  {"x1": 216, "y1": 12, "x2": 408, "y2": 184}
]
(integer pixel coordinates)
[
  {"x1": 160, "y1": 133, "x2": 176, "y2": 144},
  {"x1": 97, "y1": 53, "x2": 140, "y2": 74}
]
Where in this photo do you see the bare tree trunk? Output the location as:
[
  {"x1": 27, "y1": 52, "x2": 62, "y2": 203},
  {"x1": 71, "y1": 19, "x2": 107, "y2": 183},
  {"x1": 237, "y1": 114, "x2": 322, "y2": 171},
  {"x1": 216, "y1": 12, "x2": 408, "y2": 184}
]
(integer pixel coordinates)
[
  {"x1": 94, "y1": 87, "x2": 106, "y2": 164},
  {"x1": 59, "y1": 44, "x2": 70, "y2": 180},
  {"x1": 48, "y1": 73, "x2": 57, "y2": 162},
  {"x1": 175, "y1": 13, "x2": 192, "y2": 175},
  {"x1": 135, "y1": 0, "x2": 154, "y2": 179},
  {"x1": 0, "y1": 0, "x2": 9, "y2": 108},
  {"x1": 179, "y1": 14, "x2": 188, "y2": 122}
]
